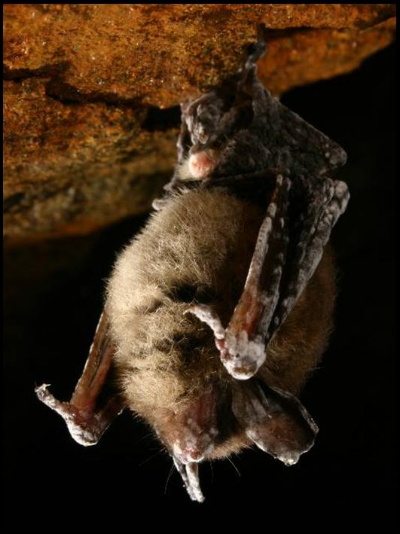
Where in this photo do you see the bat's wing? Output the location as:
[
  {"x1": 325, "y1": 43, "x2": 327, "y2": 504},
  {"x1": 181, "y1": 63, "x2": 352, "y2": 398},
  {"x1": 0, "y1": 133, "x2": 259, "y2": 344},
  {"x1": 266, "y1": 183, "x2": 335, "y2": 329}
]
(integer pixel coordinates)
[
  {"x1": 35, "y1": 311, "x2": 124, "y2": 446},
  {"x1": 189, "y1": 172, "x2": 349, "y2": 379},
  {"x1": 187, "y1": 172, "x2": 348, "y2": 465},
  {"x1": 267, "y1": 176, "x2": 350, "y2": 339}
]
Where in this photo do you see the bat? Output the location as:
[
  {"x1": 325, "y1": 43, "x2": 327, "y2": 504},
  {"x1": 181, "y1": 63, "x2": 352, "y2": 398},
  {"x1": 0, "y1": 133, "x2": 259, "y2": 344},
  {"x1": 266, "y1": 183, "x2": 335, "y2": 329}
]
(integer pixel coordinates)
[{"x1": 36, "y1": 29, "x2": 349, "y2": 503}]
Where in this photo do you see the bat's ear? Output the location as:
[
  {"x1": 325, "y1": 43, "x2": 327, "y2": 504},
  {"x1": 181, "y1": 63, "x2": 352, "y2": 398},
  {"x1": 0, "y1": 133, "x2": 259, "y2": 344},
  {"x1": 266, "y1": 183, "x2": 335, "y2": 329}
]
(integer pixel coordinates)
[
  {"x1": 35, "y1": 312, "x2": 124, "y2": 446},
  {"x1": 232, "y1": 381, "x2": 318, "y2": 466}
]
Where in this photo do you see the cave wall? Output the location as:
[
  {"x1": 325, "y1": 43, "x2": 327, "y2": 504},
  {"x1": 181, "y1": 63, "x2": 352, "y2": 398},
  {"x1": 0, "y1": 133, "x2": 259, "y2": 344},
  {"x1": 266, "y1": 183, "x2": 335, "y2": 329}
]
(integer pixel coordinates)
[{"x1": 3, "y1": 4, "x2": 396, "y2": 244}]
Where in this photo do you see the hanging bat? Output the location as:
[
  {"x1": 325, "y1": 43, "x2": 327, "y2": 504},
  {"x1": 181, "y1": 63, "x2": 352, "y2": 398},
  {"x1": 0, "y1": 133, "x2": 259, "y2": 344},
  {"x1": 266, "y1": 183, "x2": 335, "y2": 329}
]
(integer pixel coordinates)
[{"x1": 36, "y1": 29, "x2": 349, "y2": 503}]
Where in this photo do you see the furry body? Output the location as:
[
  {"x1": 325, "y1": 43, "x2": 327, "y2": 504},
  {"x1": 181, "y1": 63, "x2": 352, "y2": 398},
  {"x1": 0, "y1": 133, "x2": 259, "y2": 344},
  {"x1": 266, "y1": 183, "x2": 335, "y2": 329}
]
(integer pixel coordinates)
[{"x1": 106, "y1": 188, "x2": 336, "y2": 459}]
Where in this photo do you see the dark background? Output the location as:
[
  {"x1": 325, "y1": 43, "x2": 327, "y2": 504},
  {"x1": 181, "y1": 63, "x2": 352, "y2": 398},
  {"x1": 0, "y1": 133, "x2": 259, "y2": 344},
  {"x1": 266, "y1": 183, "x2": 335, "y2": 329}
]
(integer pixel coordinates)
[{"x1": 3, "y1": 43, "x2": 395, "y2": 531}]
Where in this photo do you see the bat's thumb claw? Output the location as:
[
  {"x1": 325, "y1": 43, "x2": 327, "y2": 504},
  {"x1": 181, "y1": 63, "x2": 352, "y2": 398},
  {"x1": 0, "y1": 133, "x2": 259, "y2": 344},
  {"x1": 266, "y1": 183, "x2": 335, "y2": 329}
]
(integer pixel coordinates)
[
  {"x1": 185, "y1": 304, "x2": 225, "y2": 340},
  {"x1": 222, "y1": 333, "x2": 266, "y2": 380},
  {"x1": 186, "y1": 306, "x2": 267, "y2": 380}
]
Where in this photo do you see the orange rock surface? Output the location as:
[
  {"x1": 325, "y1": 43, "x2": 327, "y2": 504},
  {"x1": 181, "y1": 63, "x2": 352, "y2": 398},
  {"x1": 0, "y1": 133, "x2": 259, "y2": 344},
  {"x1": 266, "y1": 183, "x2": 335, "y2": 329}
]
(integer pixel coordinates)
[{"x1": 3, "y1": 4, "x2": 396, "y2": 245}]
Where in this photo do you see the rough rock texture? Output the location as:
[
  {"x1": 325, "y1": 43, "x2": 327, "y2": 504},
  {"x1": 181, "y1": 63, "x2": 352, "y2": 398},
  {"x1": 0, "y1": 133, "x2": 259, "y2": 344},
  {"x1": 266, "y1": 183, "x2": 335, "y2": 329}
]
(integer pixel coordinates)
[{"x1": 3, "y1": 4, "x2": 396, "y2": 245}]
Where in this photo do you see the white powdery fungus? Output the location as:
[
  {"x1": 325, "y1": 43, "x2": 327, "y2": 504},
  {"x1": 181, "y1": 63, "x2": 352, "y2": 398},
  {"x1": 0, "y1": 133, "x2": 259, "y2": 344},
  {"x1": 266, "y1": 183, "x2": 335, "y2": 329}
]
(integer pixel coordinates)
[{"x1": 223, "y1": 331, "x2": 266, "y2": 380}]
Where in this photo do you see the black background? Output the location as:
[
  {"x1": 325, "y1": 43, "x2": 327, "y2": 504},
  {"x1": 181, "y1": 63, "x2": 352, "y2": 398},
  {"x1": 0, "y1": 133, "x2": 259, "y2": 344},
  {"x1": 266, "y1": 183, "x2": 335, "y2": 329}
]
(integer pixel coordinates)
[{"x1": 3, "y1": 43, "x2": 395, "y2": 530}]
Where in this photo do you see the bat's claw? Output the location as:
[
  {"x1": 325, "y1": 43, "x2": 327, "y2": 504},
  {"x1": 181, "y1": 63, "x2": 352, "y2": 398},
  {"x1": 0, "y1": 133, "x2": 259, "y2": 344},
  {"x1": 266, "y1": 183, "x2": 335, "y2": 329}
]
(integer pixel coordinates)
[
  {"x1": 35, "y1": 383, "x2": 66, "y2": 413},
  {"x1": 185, "y1": 304, "x2": 225, "y2": 340},
  {"x1": 222, "y1": 361, "x2": 259, "y2": 380},
  {"x1": 220, "y1": 333, "x2": 265, "y2": 380},
  {"x1": 187, "y1": 305, "x2": 265, "y2": 379},
  {"x1": 244, "y1": 24, "x2": 267, "y2": 69}
]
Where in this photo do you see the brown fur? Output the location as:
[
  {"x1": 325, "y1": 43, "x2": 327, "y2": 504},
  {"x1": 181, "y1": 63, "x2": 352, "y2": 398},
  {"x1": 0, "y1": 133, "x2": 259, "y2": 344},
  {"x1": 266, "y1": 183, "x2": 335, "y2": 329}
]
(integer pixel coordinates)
[{"x1": 106, "y1": 188, "x2": 336, "y2": 457}]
